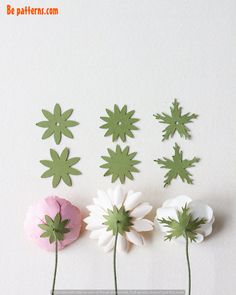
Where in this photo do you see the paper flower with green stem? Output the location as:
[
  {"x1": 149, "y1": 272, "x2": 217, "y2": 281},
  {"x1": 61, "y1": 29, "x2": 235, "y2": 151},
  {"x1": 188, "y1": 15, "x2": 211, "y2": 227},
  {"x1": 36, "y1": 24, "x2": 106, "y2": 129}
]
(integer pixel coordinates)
[
  {"x1": 85, "y1": 186, "x2": 153, "y2": 295},
  {"x1": 100, "y1": 145, "x2": 140, "y2": 183},
  {"x1": 40, "y1": 148, "x2": 81, "y2": 188},
  {"x1": 155, "y1": 143, "x2": 200, "y2": 187},
  {"x1": 36, "y1": 103, "x2": 79, "y2": 144},
  {"x1": 154, "y1": 99, "x2": 198, "y2": 141},
  {"x1": 155, "y1": 195, "x2": 215, "y2": 295},
  {"x1": 100, "y1": 105, "x2": 139, "y2": 142},
  {"x1": 24, "y1": 196, "x2": 82, "y2": 295}
]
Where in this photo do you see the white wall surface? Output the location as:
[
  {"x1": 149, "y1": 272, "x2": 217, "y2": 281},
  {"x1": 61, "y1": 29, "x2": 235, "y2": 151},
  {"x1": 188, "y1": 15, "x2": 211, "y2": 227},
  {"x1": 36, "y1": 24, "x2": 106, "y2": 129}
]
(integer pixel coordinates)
[{"x1": 0, "y1": 1, "x2": 235, "y2": 294}]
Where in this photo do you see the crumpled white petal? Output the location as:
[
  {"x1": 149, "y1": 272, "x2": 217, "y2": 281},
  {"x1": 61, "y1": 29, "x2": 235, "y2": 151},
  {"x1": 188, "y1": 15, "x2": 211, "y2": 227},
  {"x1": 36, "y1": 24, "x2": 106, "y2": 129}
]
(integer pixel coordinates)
[
  {"x1": 188, "y1": 200, "x2": 213, "y2": 223},
  {"x1": 163, "y1": 195, "x2": 192, "y2": 210}
]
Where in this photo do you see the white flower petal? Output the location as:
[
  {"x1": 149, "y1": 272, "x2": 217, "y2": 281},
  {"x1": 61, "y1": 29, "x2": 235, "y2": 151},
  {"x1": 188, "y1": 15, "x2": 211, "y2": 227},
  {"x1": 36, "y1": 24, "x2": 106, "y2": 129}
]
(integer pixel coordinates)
[
  {"x1": 87, "y1": 205, "x2": 105, "y2": 216},
  {"x1": 84, "y1": 216, "x2": 104, "y2": 230},
  {"x1": 198, "y1": 216, "x2": 215, "y2": 237},
  {"x1": 155, "y1": 207, "x2": 178, "y2": 233},
  {"x1": 163, "y1": 195, "x2": 192, "y2": 209},
  {"x1": 103, "y1": 236, "x2": 115, "y2": 252},
  {"x1": 132, "y1": 219, "x2": 154, "y2": 232},
  {"x1": 117, "y1": 234, "x2": 128, "y2": 252},
  {"x1": 97, "y1": 190, "x2": 113, "y2": 210},
  {"x1": 188, "y1": 200, "x2": 213, "y2": 223},
  {"x1": 89, "y1": 228, "x2": 106, "y2": 240},
  {"x1": 124, "y1": 192, "x2": 142, "y2": 211},
  {"x1": 194, "y1": 233, "x2": 204, "y2": 243},
  {"x1": 112, "y1": 186, "x2": 125, "y2": 209},
  {"x1": 130, "y1": 202, "x2": 152, "y2": 219},
  {"x1": 126, "y1": 229, "x2": 144, "y2": 246},
  {"x1": 98, "y1": 230, "x2": 113, "y2": 247}
]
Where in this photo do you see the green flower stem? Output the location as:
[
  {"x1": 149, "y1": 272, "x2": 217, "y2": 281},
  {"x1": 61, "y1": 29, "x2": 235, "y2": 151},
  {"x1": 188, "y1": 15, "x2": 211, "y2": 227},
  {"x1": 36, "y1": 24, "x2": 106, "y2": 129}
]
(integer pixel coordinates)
[
  {"x1": 52, "y1": 239, "x2": 58, "y2": 295},
  {"x1": 113, "y1": 226, "x2": 119, "y2": 295},
  {"x1": 185, "y1": 233, "x2": 191, "y2": 295}
]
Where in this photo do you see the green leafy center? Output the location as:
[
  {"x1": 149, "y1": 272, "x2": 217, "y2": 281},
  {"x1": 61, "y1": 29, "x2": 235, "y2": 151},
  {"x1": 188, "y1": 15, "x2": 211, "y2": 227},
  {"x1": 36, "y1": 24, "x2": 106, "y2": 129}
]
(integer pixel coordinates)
[
  {"x1": 38, "y1": 212, "x2": 70, "y2": 244},
  {"x1": 103, "y1": 206, "x2": 133, "y2": 235}
]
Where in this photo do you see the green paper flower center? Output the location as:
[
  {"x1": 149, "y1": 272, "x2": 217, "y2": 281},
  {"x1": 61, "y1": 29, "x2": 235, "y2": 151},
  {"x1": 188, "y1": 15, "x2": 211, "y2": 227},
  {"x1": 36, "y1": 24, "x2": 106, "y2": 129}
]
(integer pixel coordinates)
[{"x1": 103, "y1": 206, "x2": 133, "y2": 236}]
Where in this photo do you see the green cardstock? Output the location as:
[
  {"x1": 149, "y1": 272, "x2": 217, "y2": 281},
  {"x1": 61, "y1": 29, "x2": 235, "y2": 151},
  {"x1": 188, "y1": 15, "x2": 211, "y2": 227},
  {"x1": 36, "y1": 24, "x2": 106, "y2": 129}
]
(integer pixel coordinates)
[
  {"x1": 100, "y1": 145, "x2": 140, "y2": 184},
  {"x1": 158, "y1": 205, "x2": 206, "y2": 242},
  {"x1": 155, "y1": 143, "x2": 200, "y2": 187},
  {"x1": 100, "y1": 105, "x2": 139, "y2": 142},
  {"x1": 38, "y1": 213, "x2": 70, "y2": 244},
  {"x1": 154, "y1": 99, "x2": 198, "y2": 141},
  {"x1": 103, "y1": 206, "x2": 133, "y2": 236},
  {"x1": 36, "y1": 103, "x2": 79, "y2": 145},
  {"x1": 40, "y1": 148, "x2": 81, "y2": 188}
]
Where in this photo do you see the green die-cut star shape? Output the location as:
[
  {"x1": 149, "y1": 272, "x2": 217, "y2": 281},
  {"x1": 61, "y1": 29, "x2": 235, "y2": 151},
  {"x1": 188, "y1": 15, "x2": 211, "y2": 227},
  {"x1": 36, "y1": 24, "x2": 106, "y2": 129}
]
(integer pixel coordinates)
[
  {"x1": 154, "y1": 99, "x2": 198, "y2": 141},
  {"x1": 155, "y1": 143, "x2": 200, "y2": 187},
  {"x1": 103, "y1": 206, "x2": 133, "y2": 235},
  {"x1": 38, "y1": 213, "x2": 70, "y2": 244},
  {"x1": 100, "y1": 145, "x2": 140, "y2": 184},
  {"x1": 36, "y1": 103, "x2": 79, "y2": 144},
  {"x1": 100, "y1": 105, "x2": 139, "y2": 142},
  {"x1": 40, "y1": 147, "x2": 81, "y2": 188},
  {"x1": 158, "y1": 205, "x2": 206, "y2": 242}
]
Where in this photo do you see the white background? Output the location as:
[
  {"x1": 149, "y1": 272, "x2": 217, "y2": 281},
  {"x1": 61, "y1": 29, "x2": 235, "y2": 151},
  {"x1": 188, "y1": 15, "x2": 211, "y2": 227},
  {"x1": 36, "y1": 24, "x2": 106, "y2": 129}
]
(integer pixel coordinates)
[{"x1": 0, "y1": 1, "x2": 235, "y2": 294}]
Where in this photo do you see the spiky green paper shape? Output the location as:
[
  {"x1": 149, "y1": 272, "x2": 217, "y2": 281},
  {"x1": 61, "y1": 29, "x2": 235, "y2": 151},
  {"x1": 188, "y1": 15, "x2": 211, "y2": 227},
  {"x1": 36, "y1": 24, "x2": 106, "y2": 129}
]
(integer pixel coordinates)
[
  {"x1": 154, "y1": 99, "x2": 198, "y2": 141},
  {"x1": 155, "y1": 143, "x2": 200, "y2": 187},
  {"x1": 40, "y1": 148, "x2": 81, "y2": 188},
  {"x1": 100, "y1": 105, "x2": 139, "y2": 142},
  {"x1": 100, "y1": 145, "x2": 140, "y2": 184},
  {"x1": 158, "y1": 205, "x2": 206, "y2": 242},
  {"x1": 36, "y1": 103, "x2": 79, "y2": 144},
  {"x1": 103, "y1": 206, "x2": 133, "y2": 235},
  {"x1": 38, "y1": 213, "x2": 70, "y2": 244}
]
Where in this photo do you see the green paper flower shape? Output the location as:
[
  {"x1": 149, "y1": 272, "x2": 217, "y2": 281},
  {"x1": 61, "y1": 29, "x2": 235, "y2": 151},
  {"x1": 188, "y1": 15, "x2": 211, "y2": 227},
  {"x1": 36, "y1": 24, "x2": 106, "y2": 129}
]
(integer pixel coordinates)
[
  {"x1": 154, "y1": 99, "x2": 198, "y2": 141},
  {"x1": 36, "y1": 103, "x2": 79, "y2": 144},
  {"x1": 100, "y1": 105, "x2": 139, "y2": 142},
  {"x1": 100, "y1": 145, "x2": 140, "y2": 183},
  {"x1": 103, "y1": 206, "x2": 133, "y2": 235},
  {"x1": 38, "y1": 213, "x2": 70, "y2": 244},
  {"x1": 158, "y1": 205, "x2": 206, "y2": 242},
  {"x1": 40, "y1": 148, "x2": 81, "y2": 188},
  {"x1": 155, "y1": 143, "x2": 200, "y2": 187}
]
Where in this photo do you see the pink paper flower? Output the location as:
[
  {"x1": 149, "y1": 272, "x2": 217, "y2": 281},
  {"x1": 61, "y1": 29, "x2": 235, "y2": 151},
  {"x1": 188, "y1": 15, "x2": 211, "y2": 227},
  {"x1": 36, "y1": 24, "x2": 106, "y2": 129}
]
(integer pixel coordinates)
[{"x1": 24, "y1": 196, "x2": 82, "y2": 251}]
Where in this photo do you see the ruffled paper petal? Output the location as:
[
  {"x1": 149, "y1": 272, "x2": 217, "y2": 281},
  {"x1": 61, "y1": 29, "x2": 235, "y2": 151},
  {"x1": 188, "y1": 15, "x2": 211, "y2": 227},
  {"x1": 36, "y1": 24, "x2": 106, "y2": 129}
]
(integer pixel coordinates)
[{"x1": 130, "y1": 202, "x2": 152, "y2": 219}]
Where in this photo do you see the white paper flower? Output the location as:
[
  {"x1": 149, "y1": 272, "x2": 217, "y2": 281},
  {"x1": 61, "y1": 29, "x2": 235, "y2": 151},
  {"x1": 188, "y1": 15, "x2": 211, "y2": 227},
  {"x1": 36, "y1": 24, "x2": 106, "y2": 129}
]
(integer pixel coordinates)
[
  {"x1": 155, "y1": 195, "x2": 215, "y2": 243},
  {"x1": 84, "y1": 186, "x2": 154, "y2": 252}
]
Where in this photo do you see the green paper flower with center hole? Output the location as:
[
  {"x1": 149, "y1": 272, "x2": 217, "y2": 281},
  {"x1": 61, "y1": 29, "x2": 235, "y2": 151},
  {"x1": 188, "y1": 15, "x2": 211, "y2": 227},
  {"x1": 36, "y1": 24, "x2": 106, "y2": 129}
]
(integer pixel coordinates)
[
  {"x1": 38, "y1": 212, "x2": 70, "y2": 244},
  {"x1": 155, "y1": 143, "x2": 200, "y2": 187},
  {"x1": 40, "y1": 148, "x2": 81, "y2": 188},
  {"x1": 100, "y1": 145, "x2": 140, "y2": 183},
  {"x1": 103, "y1": 206, "x2": 133, "y2": 235},
  {"x1": 36, "y1": 103, "x2": 79, "y2": 144},
  {"x1": 100, "y1": 105, "x2": 139, "y2": 142},
  {"x1": 154, "y1": 99, "x2": 198, "y2": 141}
]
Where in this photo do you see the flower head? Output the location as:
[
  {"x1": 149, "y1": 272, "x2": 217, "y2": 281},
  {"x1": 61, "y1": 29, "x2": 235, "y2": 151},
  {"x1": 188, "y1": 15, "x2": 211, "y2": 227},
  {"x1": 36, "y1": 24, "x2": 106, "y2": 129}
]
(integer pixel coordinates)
[
  {"x1": 85, "y1": 187, "x2": 153, "y2": 252},
  {"x1": 24, "y1": 196, "x2": 82, "y2": 251},
  {"x1": 155, "y1": 195, "x2": 214, "y2": 243}
]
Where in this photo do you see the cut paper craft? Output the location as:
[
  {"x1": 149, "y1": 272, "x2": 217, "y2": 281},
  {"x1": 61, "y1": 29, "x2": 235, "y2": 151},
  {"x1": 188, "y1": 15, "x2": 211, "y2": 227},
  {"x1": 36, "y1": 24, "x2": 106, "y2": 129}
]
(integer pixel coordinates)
[
  {"x1": 100, "y1": 105, "x2": 139, "y2": 142},
  {"x1": 155, "y1": 143, "x2": 200, "y2": 187},
  {"x1": 100, "y1": 145, "x2": 140, "y2": 183},
  {"x1": 158, "y1": 205, "x2": 206, "y2": 242},
  {"x1": 38, "y1": 213, "x2": 70, "y2": 244},
  {"x1": 40, "y1": 148, "x2": 81, "y2": 188},
  {"x1": 154, "y1": 99, "x2": 198, "y2": 141},
  {"x1": 36, "y1": 103, "x2": 79, "y2": 145}
]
